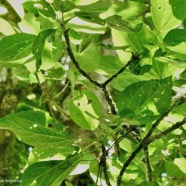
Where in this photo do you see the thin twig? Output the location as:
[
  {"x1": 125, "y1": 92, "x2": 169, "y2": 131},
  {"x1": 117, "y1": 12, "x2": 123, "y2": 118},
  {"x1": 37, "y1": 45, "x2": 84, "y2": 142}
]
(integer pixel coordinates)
[
  {"x1": 101, "y1": 53, "x2": 139, "y2": 87},
  {"x1": 106, "y1": 127, "x2": 133, "y2": 153},
  {"x1": 49, "y1": 100, "x2": 69, "y2": 118},
  {"x1": 178, "y1": 136, "x2": 183, "y2": 158},
  {"x1": 35, "y1": 72, "x2": 45, "y2": 93},
  {"x1": 35, "y1": 72, "x2": 69, "y2": 118},
  {"x1": 143, "y1": 145, "x2": 152, "y2": 182},
  {"x1": 124, "y1": 125, "x2": 141, "y2": 142},
  {"x1": 96, "y1": 163, "x2": 102, "y2": 185},
  {"x1": 52, "y1": 80, "x2": 70, "y2": 99}
]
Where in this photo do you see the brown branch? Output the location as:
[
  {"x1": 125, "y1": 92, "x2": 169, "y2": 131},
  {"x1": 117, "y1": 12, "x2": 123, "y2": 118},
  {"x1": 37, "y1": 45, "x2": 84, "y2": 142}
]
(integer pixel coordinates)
[
  {"x1": 99, "y1": 144, "x2": 112, "y2": 186},
  {"x1": 117, "y1": 96, "x2": 186, "y2": 186},
  {"x1": 117, "y1": 142, "x2": 143, "y2": 186},
  {"x1": 149, "y1": 117, "x2": 186, "y2": 144},
  {"x1": 63, "y1": 28, "x2": 119, "y2": 116},
  {"x1": 63, "y1": 29, "x2": 102, "y2": 88},
  {"x1": 101, "y1": 87, "x2": 117, "y2": 115}
]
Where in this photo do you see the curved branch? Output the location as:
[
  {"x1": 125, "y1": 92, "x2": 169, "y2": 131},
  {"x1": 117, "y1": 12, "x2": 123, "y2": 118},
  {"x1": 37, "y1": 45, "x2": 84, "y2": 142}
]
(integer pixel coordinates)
[
  {"x1": 63, "y1": 29, "x2": 102, "y2": 88},
  {"x1": 149, "y1": 117, "x2": 186, "y2": 144},
  {"x1": 63, "y1": 28, "x2": 118, "y2": 115}
]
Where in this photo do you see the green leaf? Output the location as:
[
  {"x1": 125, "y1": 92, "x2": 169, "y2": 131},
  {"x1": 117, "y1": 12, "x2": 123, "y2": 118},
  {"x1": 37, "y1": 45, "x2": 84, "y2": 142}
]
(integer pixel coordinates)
[
  {"x1": 53, "y1": 0, "x2": 76, "y2": 12},
  {"x1": 13, "y1": 66, "x2": 30, "y2": 81},
  {"x1": 106, "y1": 15, "x2": 135, "y2": 32},
  {"x1": 184, "y1": 19, "x2": 186, "y2": 29},
  {"x1": 169, "y1": 0, "x2": 186, "y2": 20},
  {"x1": 70, "y1": 153, "x2": 93, "y2": 175},
  {"x1": 32, "y1": 29, "x2": 56, "y2": 70},
  {"x1": 111, "y1": 69, "x2": 157, "y2": 91},
  {"x1": 138, "y1": 181, "x2": 159, "y2": 186},
  {"x1": 79, "y1": 0, "x2": 111, "y2": 14},
  {"x1": 74, "y1": 12, "x2": 105, "y2": 26},
  {"x1": 110, "y1": 29, "x2": 132, "y2": 63},
  {"x1": 100, "y1": 1, "x2": 147, "y2": 20},
  {"x1": 117, "y1": 77, "x2": 172, "y2": 124},
  {"x1": 45, "y1": 62, "x2": 65, "y2": 80},
  {"x1": 111, "y1": 25, "x2": 148, "y2": 55},
  {"x1": 111, "y1": 24, "x2": 157, "y2": 63},
  {"x1": 129, "y1": 57, "x2": 152, "y2": 75},
  {"x1": 152, "y1": 58, "x2": 168, "y2": 78},
  {"x1": 166, "y1": 43, "x2": 186, "y2": 54},
  {"x1": 65, "y1": 182, "x2": 73, "y2": 186},
  {"x1": 134, "y1": 24, "x2": 158, "y2": 45},
  {"x1": 129, "y1": 0, "x2": 146, "y2": 3},
  {"x1": 152, "y1": 50, "x2": 185, "y2": 75},
  {"x1": 20, "y1": 153, "x2": 83, "y2": 186},
  {"x1": 0, "y1": 33, "x2": 36, "y2": 61},
  {"x1": 97, "y1": 55, "x2": 123, "y2": 76},
  {"x1": 165, "y1": 160, "x2": 186, "y2": 177},
  {"x1": 155, "y1": 56, "x2": 186, "y2": 68},
  {"x1": 67, "y1": 17, "x2": 106, "y2": 34},
  {"x1": 69, "y1": 90, "x2": 102, "y2": 130},
  {"x1": 40, "y1": 39, "x2": 63, "y2": 71},
  {"x1": 74, "y1": 42, "x2": 100, "y2": 72},
  {"x1": 166, "y1": 50, "x2": 186, "y2": 62},
  {"x1": 23, "y1": 1, "x2": 40, "y2": 13},
  {"x1": 23, "y1": 1, "x2": 56, "y2": 18},
  {"x1": 172, "y1": 102, "x2": 186, "y2": 116},
  {"x1": 119, "y1": 138, "x2": 134, "y2": 153},
  {"x1": 174, "y1": 158, "x2": 186, "y2": 174},
  {"x1": 36, "y1": 16, "x2": 56, "y2": 31},
  {"x1": 0, "y1": 111, "x2": 74, "y2": 158},
  {"x1": 164, "y1": 29, "x2": 186, "y2": 46},
  {"x1": 150, "y1": 0, "x2": 181, "y2": 34},
  {"x1": 31, "y1": 144, "x2": 74, "y2": 161},
  {"x1": 163, "y1": 29, "x2": 186, "y2": 54}
]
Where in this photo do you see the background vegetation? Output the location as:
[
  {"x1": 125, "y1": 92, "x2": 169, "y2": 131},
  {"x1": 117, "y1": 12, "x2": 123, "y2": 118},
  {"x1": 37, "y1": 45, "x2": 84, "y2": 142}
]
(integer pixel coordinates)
[{"x1": 0, "y1": 0, "x2": 186, "y2": 185}]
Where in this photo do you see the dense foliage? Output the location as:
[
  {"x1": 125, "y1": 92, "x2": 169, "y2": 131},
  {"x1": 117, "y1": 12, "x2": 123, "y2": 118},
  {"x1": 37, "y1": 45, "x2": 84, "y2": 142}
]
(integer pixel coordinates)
[{"x1": 0, "y1": 0, "x2": 186, "y2": 185}]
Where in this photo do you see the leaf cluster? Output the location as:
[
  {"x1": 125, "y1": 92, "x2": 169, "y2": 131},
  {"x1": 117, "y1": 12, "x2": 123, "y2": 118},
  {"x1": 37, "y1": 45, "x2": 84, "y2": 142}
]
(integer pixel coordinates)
[{"x1": 0, "y1": 0, "x2": 186, "y2": 185}]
